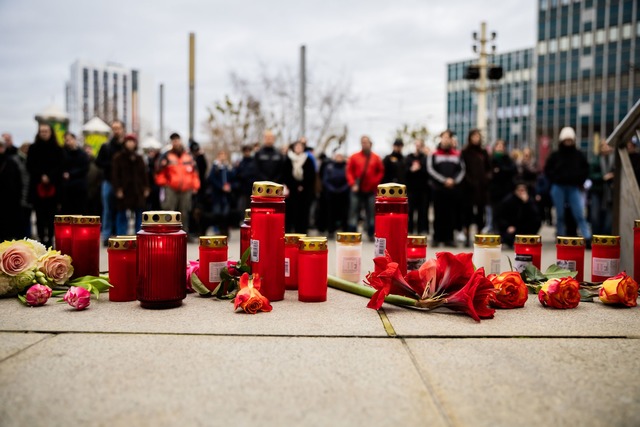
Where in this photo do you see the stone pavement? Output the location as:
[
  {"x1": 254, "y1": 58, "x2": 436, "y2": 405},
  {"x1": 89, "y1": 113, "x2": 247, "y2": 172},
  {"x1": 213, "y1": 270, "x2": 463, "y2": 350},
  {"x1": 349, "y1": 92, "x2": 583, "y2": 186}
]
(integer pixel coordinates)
[{"x1": 1, "y1": 225, "x2": 639, "y2": 427}]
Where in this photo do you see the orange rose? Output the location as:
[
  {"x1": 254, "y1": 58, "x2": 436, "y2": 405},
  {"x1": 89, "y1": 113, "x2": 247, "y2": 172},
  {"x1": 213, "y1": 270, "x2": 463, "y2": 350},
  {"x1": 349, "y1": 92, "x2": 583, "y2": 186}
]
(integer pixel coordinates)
[
  {"x1": 599, "y1": 272, "x2": 638, "y2": 307},
  {"x1": 538, "y1": 277, "x2": 580, "y2": 309},
  {"x1": 487, "y1": 271, "x2": 528, "y2": 309},
  {"x1": 234, "y1": 273, "x2": 272, "y2": 314}
]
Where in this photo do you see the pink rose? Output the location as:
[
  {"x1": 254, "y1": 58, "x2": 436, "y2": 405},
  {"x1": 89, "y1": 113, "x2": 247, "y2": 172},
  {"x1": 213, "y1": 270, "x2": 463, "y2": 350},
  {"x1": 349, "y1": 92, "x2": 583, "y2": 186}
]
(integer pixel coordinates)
[
  {"x1": 40, "y1": 251, "x2": 74, "y2": 285},
  {"x1": 0, "y1": 241, "x2": 38, "y2": 276},
  {"x1": 25, "y1": 284, "x2": 52, "y2": 307},
  {"x1": 186, "y1": 260, "x2": 199, "y2": 292},
  {"x1": 63, "y1": 286, "x2": 91, "y2": 310},
  {"x1": 226, "y1": 260, "x2": 239, "y2": 276}
]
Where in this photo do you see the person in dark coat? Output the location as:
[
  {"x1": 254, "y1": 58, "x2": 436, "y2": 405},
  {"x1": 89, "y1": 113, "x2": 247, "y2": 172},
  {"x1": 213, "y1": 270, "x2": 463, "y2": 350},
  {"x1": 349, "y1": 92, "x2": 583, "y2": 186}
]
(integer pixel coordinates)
[
  {"x1": 255, "y1": 130, "x2": 285, "y2": 183},
  {"x1": 588, "y1": 141, "x2": 614, "y2": 235},
  {"x1": 284, "y1": 140, "x2": 317, "y2": 234},
  {"x1": 405, "y1": 139, "x2": 430, "y2": 235},
  {"x1": 322, "y1": 152, "x2": 350, "y2": 236},
  {"x1": 60, "y1": 132, "x2": 89, "y2": 215},
  {"x1": 207, "y1": 151, "x2": 236, "y2": 236},
  {"x1": 144, "y1": 147, "x2": 161, "y2": 211},
  {"x1": 233, "y1": 144, "x2": 258, "y2": 216},
  {"x1": 0, "y1": 138, "x2": 23, "y2": 241},
  {"x1": 488, "y1": 139, "x2": 517, "y2": 233},
  {"x1": 460, "y1": 129, "x2": 491, "y2": 245},
  {"x1": 112, "y1": 134, "x2": 149, "y2": 235},
  {"x1": 496, "y1": 182, "x2": 542, "y2": 248},
  {"x1": 382, "y1": 138, "x2": 406, "y2": 184},
  {"x1": 95, "y1": 120, "x2": 125, "y2": 243},
  {"x1": 26, "y1": 123, "x2": 64, "y2": 247}
]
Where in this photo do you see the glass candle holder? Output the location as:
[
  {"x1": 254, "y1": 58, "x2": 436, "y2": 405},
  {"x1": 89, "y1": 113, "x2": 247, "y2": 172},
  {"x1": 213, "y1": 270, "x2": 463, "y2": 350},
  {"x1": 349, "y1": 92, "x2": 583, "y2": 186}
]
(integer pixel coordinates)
[
  {"x1": 375, "y1": 183, "x2": 408, "y2": 274},
  {"x1": 54, "y1": 215, "x2": 79, "y2": 257},
  {"x1": 473, "y1": 234, "x2": 501, "y2": 275},
  {"x1": 556, "y1": 237, "x2": 585, "y2": 282},
  {"x1": 240, "y1": 208, "x2": 251, "y2": 265},
  {"x1": 514, "y1": 235, "x2": 542, "y2": 272},
  {"x1": 198, "y1": 236, "x2": 228, "y2": 292},
  {"x1": 335, "y1": 232, "x2": 362, "y2": 283},
  {"x1": 407, "y1": 235, "x2": 428, "y2": 272},
  {"x1": 591, "y1": 235, "x2": 621, "y2": 282},
  {"x1": 251, "y1": 181, "x2": 286, "y2": 302},
  {"x1": 284, "y1": 233, "x2": 306, "y2": 290},
  {"x1": 137, "y1": 211, "x2": 187, "y2": 309},
  {"x1": 107, "y1": 236, "x2": 137, "y2": 302},
  {"x1": 634, "y1": 220, "x2": 640, "y2": 284},
  {"x1": 71, "y1": 216, "x2": 101, "y2": 278},
  {"x1": 298, "y1": 237, "x2": 328, "y2": 302}
]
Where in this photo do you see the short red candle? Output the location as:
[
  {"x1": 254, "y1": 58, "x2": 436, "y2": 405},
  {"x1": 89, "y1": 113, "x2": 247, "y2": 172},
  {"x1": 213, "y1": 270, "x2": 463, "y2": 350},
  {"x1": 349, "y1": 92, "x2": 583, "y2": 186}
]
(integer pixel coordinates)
[
  {"x1": 591, "y1": 235, "x2": 621, "y2": 282},
  {"x1": 375, "y1": 184, "x2": 408, "y2": 275},
  {"x1": 240, "y1": 208, "x2": 251, "y2": 266},
  {"x1": 634, "y1": 220, "x2": 640, "y2": 284},
  {"x1": 137, "y1": 211, "x2": 187, "y2": 309},
  {"x1": 71, "y1": 216, "x2": 101, "y2": 278},
  {"x1": 298, "y1": 237, "x2": 328, "y2": 302},
  {"x1": 284, "y1": 233, "x2": 306, "y2": 290},
  {"x1": 556, "y1": 236, "x2": 585, "y2": 282},
  {"x1": 407, "y1": 235, "x2": 427, "y2": 271},
  {"x1": 198, "y1": 236, "x2": 228, "y2": 292},
  {"x1": 54, "y1": 215, "x2": 77, "y2": 257},
  {"x1": 514, "y1": 235, "x2": 542, "y2": 271},
  {"x1": 250, "y1": 182, "x2": 285, "y2": 302},
  {"x1": 107, "y1": 236, "x2": 137, "y2": 302}
]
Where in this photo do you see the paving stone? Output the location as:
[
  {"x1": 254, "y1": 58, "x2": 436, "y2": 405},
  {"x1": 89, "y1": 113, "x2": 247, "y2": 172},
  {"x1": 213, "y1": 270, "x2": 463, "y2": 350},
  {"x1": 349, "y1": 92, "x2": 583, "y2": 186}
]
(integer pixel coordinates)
[{"x1": 0, "y1": 332, "x2": 52, "y2": 362}]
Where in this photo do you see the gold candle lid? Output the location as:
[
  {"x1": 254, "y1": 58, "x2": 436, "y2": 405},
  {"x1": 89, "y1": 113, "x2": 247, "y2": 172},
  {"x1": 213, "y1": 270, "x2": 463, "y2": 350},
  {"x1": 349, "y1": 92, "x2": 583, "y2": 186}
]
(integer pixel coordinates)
[
  {"x1": 244, "y1": 209, "x2": 251, "y2": 221},
  {"x1": 556, "y1": 236, "x2": 585, "y2": 246},
  {"x1": 142, "y1": 211, "x2": 182, "y2": 226},
  {"x1": 199, "y1": 235, "x2": 228, "y2": 248},
  {"x1": 108, "y1": 236, "x2": 137, "y2": 250},
  {"x1": 336, "y1": 232, "x2": 362, "y2": 243},
  {"x1": 71, "y1": 215, "x2": 101, "y2": 225},
  {"x1": 591, "y1": 235, "x2": 620, "y2": 246},
  {"x1": 408, "y1": 235, "x2": 427, "y2": 246},
  {"x1": 298, "y1": 237, "x2": 328, "y2": 251},
  {"x1": 515, "y1": 235, "x2": 541, "y2": 245},
  {"x1": 55, "y1": 215, "x2": 82, "y2": 224},
  {"x1": 376, "y1": 183, "x2": 407, "y2": 198},
  {"x1": 285, "y1": 233, "x2": 306, "y2": 245},
  {"x1": 474, "y1": 234, "x2": 501, "y2": 246},
  {"x1": 252, "y1": 181, "x2": 284, "y2": 197},
  {"x1": 635, "y1": 219, "x2": 640, "y2": 228}
]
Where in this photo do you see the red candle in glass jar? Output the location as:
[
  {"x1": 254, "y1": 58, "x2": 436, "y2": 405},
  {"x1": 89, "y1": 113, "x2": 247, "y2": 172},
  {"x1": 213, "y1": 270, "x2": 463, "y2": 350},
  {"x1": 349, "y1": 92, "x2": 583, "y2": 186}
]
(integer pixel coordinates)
[
  {"x1": 108, "y1": 236, "x2": 137, "y2": 302},
  {"x1": 591, "y1": 235, "x2": 621, "y2": 282},
  {"x1": 251, "y1": 181, "x2": 285, "y2": 302},
  {"x1": 137, "y1": 211, "x2": 187, "y2": 309},
  {"x1": 514, "y1": 235, "x2": 542, "y2": 272},
  {"x1": 298, "y1": 237, "x2": 328, "y2": 302},
  {"x1": 240, "y1": 208, "x2": 251, "y2": 265},
  {"x1": 407, "y1": 235, "x2": 427, "y2": 271},
  {"x1": 198, "y1": 236, "x2": 228, "y2": 292},
  {"x1": 54, "y1": 215, "x2": 78, "y2": 257},
  {"x1": 556, "y1": 237, "x2": 585, "y2": 282},
  {"x1": 284, "y1": 233, "x2": 306, "y2": 290},
  {"x1": 375, "y1": 184, "x2": 408, "y2": 275},
  {"x1": 634, "y1": 220, "x2": 640, "y2": 284},
  {"x1": 71, "y1": 216, "x2": 101, "y2": 278}
]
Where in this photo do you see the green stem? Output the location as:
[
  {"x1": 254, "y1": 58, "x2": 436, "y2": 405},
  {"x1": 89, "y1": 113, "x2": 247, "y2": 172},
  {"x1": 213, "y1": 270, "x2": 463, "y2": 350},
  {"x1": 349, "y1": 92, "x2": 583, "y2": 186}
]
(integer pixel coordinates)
[{"x1": 327, "y1": 275, "x2": 418, "y2": 308}]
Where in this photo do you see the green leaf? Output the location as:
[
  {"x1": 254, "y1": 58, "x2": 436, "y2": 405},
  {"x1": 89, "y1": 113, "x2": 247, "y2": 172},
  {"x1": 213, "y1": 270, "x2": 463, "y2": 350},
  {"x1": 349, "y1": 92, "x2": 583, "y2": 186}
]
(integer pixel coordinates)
[
  {"x1": 579, "y1": 287, "x2": 599, "y2": 302},
  {"x1": 240, "y1": 247, "x2": 251, "y2": 265},
  {"x1": 522, "y1": 264, "x2": 546, "y2": 283},
  {"x1": 51, "y1": 290, "x2": 66, "y2": 297},
  {"x1": 191, "y1": 273, "x2": 212, "y2": 296},
  {"x1": 17, "y1": 294, "x2": 27, "y2": 306},
  {"x1": 543, "y1": 264, "x2": 577, "y2": 279},
  {"x1": 506, "y1": 256, "x2": 514, "y2": 272}
]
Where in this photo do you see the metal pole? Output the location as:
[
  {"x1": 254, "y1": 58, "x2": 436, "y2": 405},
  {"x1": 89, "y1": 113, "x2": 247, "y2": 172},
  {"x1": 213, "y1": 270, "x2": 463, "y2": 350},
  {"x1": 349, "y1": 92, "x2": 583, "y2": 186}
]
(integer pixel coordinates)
[
  {"x1": 189, "y1": 32, "x2": 195, "y2": 141},
  {"x1": 477, "y1": 22, "x2": 488, "y2": 138},
  {"x1": 159, "y1": 83, "x2": 164, "y2": 142},
  {"x1": 300, "y1": 45, "x2": 306, "y2": 138}
]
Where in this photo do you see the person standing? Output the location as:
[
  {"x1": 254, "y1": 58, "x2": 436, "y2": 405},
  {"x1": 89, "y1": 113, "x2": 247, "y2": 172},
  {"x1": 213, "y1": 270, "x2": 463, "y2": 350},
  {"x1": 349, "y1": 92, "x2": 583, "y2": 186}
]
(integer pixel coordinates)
[
  {"x1": 255, "y1": 130, "x2": 285, "y2": 184},
  {"x1": 488, "y1": 139, "x2": 517, "y2": 233},
  {"x1": 1, "y1": 133, "x2": 18, "y2": 156},
  {"x1": 427, "y1": 130, "x2": 465, "y2": 247},
  {"x1": 95, "y1": 120, "x2": 125, "y2": 244},
  {"x1": 207, "y1": 151, "x2": 235, "y2": 236},
  {"x1": 382, "y1": 138, "x2": 406, "y2": 184},
  {"x1": 322, "y1": 152, "x2": 350, "y2": 236},
  {"x1": 112, "y1": 134, "x2": 149, "y2": 235},
  {"x1": 460, "y1": 129, "x2": 491, "y2": 245},
  {"x1": 544, "y1": 126, "x2": 591, "y2": 241},
  {"x1": 0, "y1": 137, "x2": 23, "y2": 241},
  {"x1": 346, "y1": 135, "x2": 385, "y2": 241},
  {"x1": 60, "y1": 132, "x2": 89, "y2": 215},
  {"x1": 284, "y1": 140, "x2": 317, "y2": 234},
  {"x1": 588, "y1": 141, "x2": 615, "y2": 235},
  {"x1": 13, "y1": 143, "x2": 32, "y2": 238},
  {"x1": 233, "y1": 144, "x2": 257, "y2": 216},
  {"x1": 405, "y1": 138, "x2": 430, "y2": 235},
  {"x1": 26, "y1": 123, "x2": 63, "y2": 247}
]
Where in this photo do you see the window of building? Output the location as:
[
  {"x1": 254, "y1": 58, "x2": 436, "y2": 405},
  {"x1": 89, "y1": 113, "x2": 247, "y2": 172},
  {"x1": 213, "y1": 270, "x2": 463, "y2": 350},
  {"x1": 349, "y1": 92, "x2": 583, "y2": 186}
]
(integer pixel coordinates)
[
  {"x1": 538, "y1": 40, "x2": 547, "y2": 55},
  {"x1": 583, "y1": 31, "x2": 593, "y2": 47},
  {"x1": 637, "y1": 22, "x2": 640, "y2": 37},
  {"x1": 609, "y1": 26, "x2": 618, "y2": 42},
  {"x1": 581, "y1": 7, "x2": 594, "y2": 23},
  {"x1": 595, "y1": 29, "x2": 605, "y2": 44},
  {"x1": 541, "y1": 0, "x2": 548, "y2": 10},
  {"x1": 622, "y1": 23, "x2": 632, "y2": 39},
  {"x1": 571, "y1": 34, "x2": 580, "y2": 48},
  {"x1": 580, "y1": 55, "x2": 594, "y2": 70},
  {"x1": 579, "y1": 102, "x2": 591, "y2": 116},
  {"x1": 549, "y1": 39, "x2": 558, "y2": 53},
  {"x1": 559, "y1": 36, "x2": 569, "y2": 50}
]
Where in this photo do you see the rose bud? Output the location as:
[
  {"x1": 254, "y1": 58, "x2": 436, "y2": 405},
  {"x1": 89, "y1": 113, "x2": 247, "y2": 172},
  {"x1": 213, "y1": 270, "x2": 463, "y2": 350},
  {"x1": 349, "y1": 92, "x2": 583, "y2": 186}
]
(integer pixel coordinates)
[
  {"x1": 25, "y1": 284, "x2": 52, "y2": 307},
  {"x1": 226, "y1": 260, "x2": 239, "y2": 276},
  {"x1": 538, "y1": 277, "x2": 580, "y2": 309},
  {"x1": 599, "y1": 272, "x2": 638, "y2": 307},
  {"x1": 63, "y1": 286, "x2": 91, "y2": 310},
  {"x1": 487, "y1": 271, "x2": 529, "y2": 309}
]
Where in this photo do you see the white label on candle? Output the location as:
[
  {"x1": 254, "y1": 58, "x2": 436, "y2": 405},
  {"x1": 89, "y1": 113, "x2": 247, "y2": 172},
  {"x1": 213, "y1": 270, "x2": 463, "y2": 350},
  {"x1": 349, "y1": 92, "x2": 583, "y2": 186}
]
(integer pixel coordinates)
[
  {"x1": 592, "y1": 257, "x2": 620, "y2": 277},
  {"x1": 374, "y1": 237, "x2": 386, "y2": 257},
  {"x1": 490, "y1": 258, "x2": 501, "y2": 275},
  {"x1": 208, "y1": 261, "x2": 226, "y2": 283},
  {"x1": 341, "y1": 257, "x2": 361, "y2": 274},
  {"x1": 251, "y1": 239, "x2": 259, "y2": 262},
  {"x1": 284, "y1": 258, "x2": 290, "y2": 277},
  {"x1": 514, "y1": 254, "x2": 533, "y2": 273},
  {"x1": 556, "y1": 259, "x2": 576, "y2": 271}
]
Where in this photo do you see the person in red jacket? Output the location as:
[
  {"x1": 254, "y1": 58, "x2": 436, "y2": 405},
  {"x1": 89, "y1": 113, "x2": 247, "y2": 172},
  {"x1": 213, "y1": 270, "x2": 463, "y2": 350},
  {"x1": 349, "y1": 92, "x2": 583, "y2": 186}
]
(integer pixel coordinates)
[
  {"x1": 346, "y1": 135, "x2": 385, "y2": 241},
  {"x1": 155, "y1": 133, "x2": 200, "y2": 232}
]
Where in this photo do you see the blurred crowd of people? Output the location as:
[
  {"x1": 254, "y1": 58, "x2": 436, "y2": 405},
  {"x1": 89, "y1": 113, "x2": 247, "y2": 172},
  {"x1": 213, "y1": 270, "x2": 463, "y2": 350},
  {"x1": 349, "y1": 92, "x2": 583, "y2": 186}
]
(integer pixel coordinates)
[{"x1": 1, "y1": 120, "x2": 640, "y2": 248}]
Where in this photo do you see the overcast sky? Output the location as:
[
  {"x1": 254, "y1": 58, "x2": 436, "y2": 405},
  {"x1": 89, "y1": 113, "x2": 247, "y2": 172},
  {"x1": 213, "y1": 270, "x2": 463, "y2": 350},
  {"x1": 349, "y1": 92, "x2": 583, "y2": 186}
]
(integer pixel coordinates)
[{"x1": 0, "y1": 0, "x2": 536, "y2": 153}]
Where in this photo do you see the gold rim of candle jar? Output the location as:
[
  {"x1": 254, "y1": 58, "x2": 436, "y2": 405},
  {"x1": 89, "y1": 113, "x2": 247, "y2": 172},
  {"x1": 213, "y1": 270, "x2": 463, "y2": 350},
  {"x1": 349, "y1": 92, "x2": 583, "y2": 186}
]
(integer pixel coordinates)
[
  {"x1": 336, "y1": 232, "x2": 362, "y2": 243},
  {"x1": 408, "y1": 235, "x2": 427, "y2": 246},
  {"x1": 514, "y1": 235, "x2": 541, "y2": 245},
  {"x1": 244, "y1": 209, "x2": 251, "y2": 221},
  {"x1": 71, "y1": 215, "x2": 101, "y2": 225},
  {"x1": 376, "y1": 183, "x2": 407, "y2": 198},
  {"x1": 55, "y1": 215, "x2": 82, "y2": 224},
  {"x1": 556, "y1": 236, "x2": 585, "y2": 246},
  {"x1": 142, "y1": 211, "x2": 182, "y2": 225},
  {"x1": 252, "y1": 181, "x2": 284, "y2": 197},
  {"x1": 285, "y1": 233, "x2": 306, "y2": 245},
  {"x1": 298, "y1": 237, "x2": 328, "y2": 251},
  {"x1": 199, "y1": 235, "x2": 228, "y2": 248},
  {"x1": 635, "y1": 219, "x2": 640, "y2": 228},
  {"x1": 108, "y1": 236, "x2": 137, "y2": 250},
  {"x1": 591, "y1": 235, "x2": 620, "y2": 246},
  {"x1": 474, "y1": 234, "x2": 501, "y2": 246}
]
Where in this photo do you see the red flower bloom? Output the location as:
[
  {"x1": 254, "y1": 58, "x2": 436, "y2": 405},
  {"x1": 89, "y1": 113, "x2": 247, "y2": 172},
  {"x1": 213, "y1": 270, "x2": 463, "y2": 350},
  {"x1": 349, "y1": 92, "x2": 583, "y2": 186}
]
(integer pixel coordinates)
[
  {"x1": 443, "y1": 268, "x2": 496, "y2": 322},
  {"x1": 234, "y1": 273, "x2": 272, "y2": 314},
  {"x1": 365, "y1": 251, "x2": 419, "y2": 310},
  {"x1": 487, "y1": 271, "x2": 529, "y2": 309},
  {"x1": 433, "y1": 252, "x2": 475, "y2": 294}
]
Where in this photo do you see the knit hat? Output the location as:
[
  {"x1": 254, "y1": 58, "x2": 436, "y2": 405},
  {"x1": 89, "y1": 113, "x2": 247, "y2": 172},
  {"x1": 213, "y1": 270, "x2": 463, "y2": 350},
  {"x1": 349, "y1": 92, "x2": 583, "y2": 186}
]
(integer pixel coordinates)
[
  {"x1": 124, "y1": 133, "x2": 138, "y2": 143},
  {"x1": 559, "y1": 127, "x2": 576, "y2": 142}
]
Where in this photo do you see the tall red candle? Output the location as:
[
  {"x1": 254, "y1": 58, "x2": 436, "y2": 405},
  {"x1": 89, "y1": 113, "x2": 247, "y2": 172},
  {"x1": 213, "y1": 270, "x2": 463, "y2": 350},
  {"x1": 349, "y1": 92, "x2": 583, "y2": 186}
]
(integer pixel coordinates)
[
  {"x1": 250, "y1": 181, "x2": 285, "y2": 302},
  {"x1": 514, "y1": 235, "x2": 542, "y2": 272},
  {"x1": 71, "y1": 216, "x2": 101, "y2": 278},
  {"x1": 634, "y1": 220, "x2": 640, "y2": 284},
  {"x1": 198, "y1": 236, "x2": 228, "y2": 292},
  {"x1": 591, "y1": 235, "x2": 620, "y2": 282},
  {"x1": 137, "y1": 211, "x2": 187, "y2": 309},
  {"x1": 298, "y1": 237, "x2": 328, "y2": 302},
  {"x1": 240, "y1": 208, "x2": 251, "y2": 265},
  {"x1": 54, "y1": 215, "x2": 79, "y2": 257},
  {"x1": 407, "y1": 235, "x2": 428, "y2": 271},
  {"x1": 284, "y1": 233, "x2": 306, "y2": 290},
  {"x1": 556, "y1": 237, "x2": 585, "y2": 282},
  {"x1": 375, "y1": 184, "x2": 408, "y2": 274},
  {"x1": 107, "y1": 236, "x2": 137, "y2": 302}
]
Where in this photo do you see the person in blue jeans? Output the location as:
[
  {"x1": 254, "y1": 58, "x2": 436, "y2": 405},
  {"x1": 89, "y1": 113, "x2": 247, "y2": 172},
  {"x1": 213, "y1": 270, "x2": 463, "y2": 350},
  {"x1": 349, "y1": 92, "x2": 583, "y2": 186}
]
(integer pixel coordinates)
[
  {"x1": 95, "y1": 120, "x2": 125, "y2": 244},
  {"x1": 544, "y1": 126, "x2": 591, "y2": 242},
  {"x1": 112, "y1": 134, "x2": 149, "y2": 235}
]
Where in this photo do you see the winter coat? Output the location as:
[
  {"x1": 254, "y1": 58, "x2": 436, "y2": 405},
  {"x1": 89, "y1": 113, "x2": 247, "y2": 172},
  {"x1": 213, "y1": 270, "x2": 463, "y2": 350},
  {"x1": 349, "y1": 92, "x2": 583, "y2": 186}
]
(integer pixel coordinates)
[
  {"x1": 489, "y1": 154, "x2": 517, "y2": 204},
  {"x1": 461, "y1": 144, "x2": 491, "y2": 205},
  {"x1": 322, "y1": 160, "x2": 349, "y2": 194},
  {"x1": 284, "y1": 153, "x2": 316, "y2": 201},
  {"x1": 255, "y1": 146, "x2": 285, "y2": 183},
  {"x1": 544, "y1": 144, "x2": 589, "y2": 187},
  {"x1": 382, "y1": 151, "x2": 406, "y2": 184},
  {"x1": 26, "y1": 138, "x2": 64, "y2": 203},
  {"x1": 112, "y1": 150, "x2": 149, "y2": 210},
  {"x1": 155, "y1": 149, "x2": 200, "y2": 193},
  {"x1": 62, "y1": 147, "x2": 89, "y2": 195},
  {"x1": 95, "y1": 136, "x2": 124, "y2": 182},
  {"x1": 427, "y1": 147, "x2": 465, "y2": 190},
  {"x1": 207, "y1": 161, "x2": 235, "y2": 215},
  {"x1": 234, "y1": 155, "x2": 258, "y2": 196},
  {"x1": 0, "y1": 153, "x2": 23, "y2": 240},
  {"x1": 404, "y1": 152, "x2": 429, "y2": 193},
  {"x1": 346, "y1": 151, "x2": 384, "y2": 193}
]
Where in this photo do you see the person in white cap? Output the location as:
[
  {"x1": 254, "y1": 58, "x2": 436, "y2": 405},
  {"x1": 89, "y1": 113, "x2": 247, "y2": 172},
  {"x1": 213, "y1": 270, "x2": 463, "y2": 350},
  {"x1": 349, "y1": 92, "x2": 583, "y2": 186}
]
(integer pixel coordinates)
[{"x1": 544, "y1": 127, "x2": 591, "y2": 242}]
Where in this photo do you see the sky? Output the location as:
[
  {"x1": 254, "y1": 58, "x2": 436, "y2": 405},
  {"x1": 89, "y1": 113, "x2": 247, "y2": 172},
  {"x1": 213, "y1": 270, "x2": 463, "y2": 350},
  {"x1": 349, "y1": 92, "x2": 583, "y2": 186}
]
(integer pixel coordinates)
[{"x1": 0, "y1": 0, "x2": 536, "y2": 153}]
